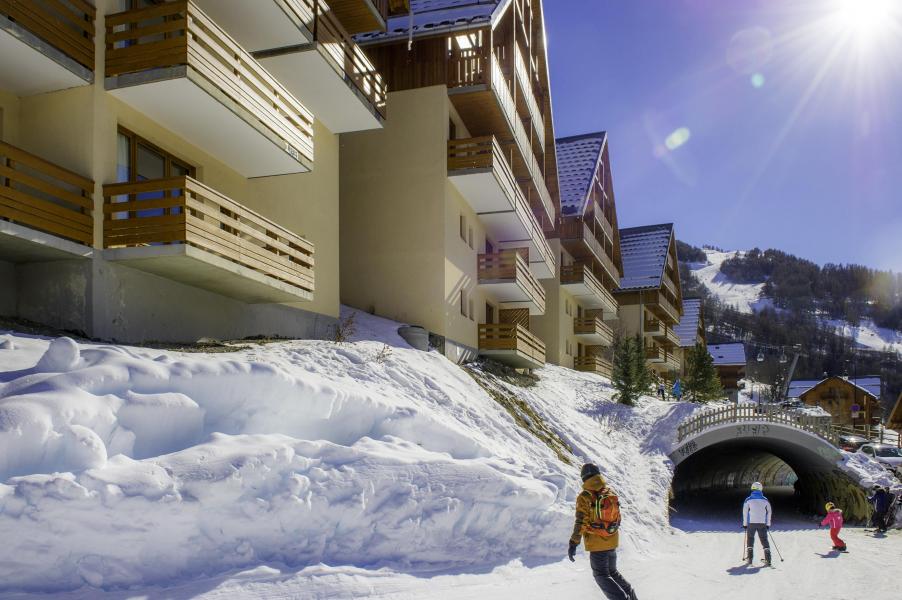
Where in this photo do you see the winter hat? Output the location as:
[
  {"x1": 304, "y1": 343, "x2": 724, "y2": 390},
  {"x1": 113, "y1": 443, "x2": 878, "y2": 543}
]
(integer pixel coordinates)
[
  {"x1": 751, "y1": 482, "x2": 763, "y2": 492},
  {"x1": 581, "y1": 463, "x2": 601, "y2": 482},
  {"x1": 825, "y1": 502, "x2": 835, "y2": 511}
]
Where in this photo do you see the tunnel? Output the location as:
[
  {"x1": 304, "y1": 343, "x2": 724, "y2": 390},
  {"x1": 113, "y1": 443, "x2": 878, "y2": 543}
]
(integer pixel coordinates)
[{"x1": 669, "y1": 424, "x2": 872, "y2": 524}]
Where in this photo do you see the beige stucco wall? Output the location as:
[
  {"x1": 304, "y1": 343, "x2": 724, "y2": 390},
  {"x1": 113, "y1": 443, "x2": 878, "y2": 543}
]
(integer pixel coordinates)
[
  {"x1": 0, "y1": 89, "x2": 20, "y2": 143},
  {"x1": 443, "y1": 179, "x2": 486, "y2": 351},
  {"x1": 339, "y1": 86, "x2": 447, "y2": 334},
  {"x1": 618, "y1": 302, "x2": 643, "y2": 338}
]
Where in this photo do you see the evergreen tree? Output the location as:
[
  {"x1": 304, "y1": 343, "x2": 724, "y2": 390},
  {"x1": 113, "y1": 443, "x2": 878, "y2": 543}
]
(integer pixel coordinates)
[
  {"x1": 683, "y1": 343, "x2": 723, "y2": 402},
  {"x1": 633, "y1": 334, "x2": 653, "y2": 397},
  {"x1": 611, "y1": 334, "x2": 638, "y2": 406}
]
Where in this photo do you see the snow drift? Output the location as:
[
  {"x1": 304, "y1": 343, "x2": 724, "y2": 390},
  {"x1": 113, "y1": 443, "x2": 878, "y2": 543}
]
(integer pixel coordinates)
[{"x1": 0, "y1": 310, "x2": 686, "y2": 592}]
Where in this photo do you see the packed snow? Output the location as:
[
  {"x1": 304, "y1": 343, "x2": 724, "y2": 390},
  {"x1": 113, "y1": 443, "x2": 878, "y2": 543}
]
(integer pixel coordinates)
[{"x1": 1, "y1": 309, "x2": 899, "y2": 599}]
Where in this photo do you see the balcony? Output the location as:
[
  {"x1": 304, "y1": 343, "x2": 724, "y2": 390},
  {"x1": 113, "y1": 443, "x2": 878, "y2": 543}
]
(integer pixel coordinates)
[
  {"x1": 102, "y1": 176, "x2": 314, "y2": 304},
  {"x1": 512, "y1": 44, "x2": 544, "y2": 151},
  {"x1": 448, "y1": 136, "x2": 554, "y2": 278},
  {"x1": 193, "y1": 0, "x2": 386, "y2": 132},
  {"x1": 105, "y1": 1, "x2": 314, "y2": 178},
  {"x1": 573, "y1": 317, "x2": 614, "y2": 346},
  {"x1": 327, "y1": 0, "x2": 390, "y2": 34},
  {"x1": 559, "y1": 264, "x2": 618, "y2": 315},
  {"x1": 644, "y1": 317, "x2": 665, "y2": 337},
  {"x1": 447, "y1": 42, "x2": 554, "y2": 227},
  {"x1": 0, "y1": 0, "x2": 94, "y2": 94},
  {"x1": 559, "y1": 218, "x2": 620, "y2": 283},
  {"x1": 574, "y1": 354, "x2": 612, "y2": 378},
  {"x1": 0, "y1": 141, "x2": 93, "y2": 262},
  {"x1": 477, "y1": 249, "x2": 545, "y2": 315},
  {"x1": 645, "y1": 345, "x2": 665, "y2": 363},
  {"x1": 648, "y1": 291, "x2": 681, "y2": 324},
  {"x1": 665, "y1": 350, "x2": 681, "y2": 371},
  {"x1": 478, "y1": 323, "x2": 545, "y2": 369}
]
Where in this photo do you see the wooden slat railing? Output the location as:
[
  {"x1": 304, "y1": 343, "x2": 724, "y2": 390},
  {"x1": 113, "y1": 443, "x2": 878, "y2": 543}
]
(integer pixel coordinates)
[
  {"x1": 833, "y1": 424, "x2": 901, "y2": 448},
  {"x1": 512, "y1": 44, "x2": 544, "y2": 150},
  {"x1": 574, "y1": 354, "x2": 612, "y2": 375},
  {"x1": 479, "y1": 322, "x2": 545, "y2": 365},
  {"x1": 650, "y1": 291, "x2": 680, "y2": 324},
  {"x1": 478, "y1": 248, "x2": 546, "y2": 313},
  {"x1": 645, "y1": 345, "x2": 665, "y2": 362},
  {"x1": 0, "y1": 0, "x2": 96, "y2": 70},
  {"x1": 102, "y1": 176, "x2": 314, "y2": 293},
  {"x1": 644, "y1": 317, "x2": 665, "y2": 336},
  {"x1": 591, "y1": 199, "x2": 614, "y2": 243},
  {"x1": 665, "y1": 349, "x2": 681, "y2": 370},
  {"x1": 560, "y1": 219, "x2": 620, "y2": 283},
  {"x1": 0, "y1": 141, "x2": 93, "y2": 245},
  {"x1": 105, "y1": 1, "x2": 313, "y2": 166},
  {"x1": 574, "y1": 316, "x2": 614, "y2": 345},
  {"x1": 677, "y1": 404, "x2": 839, "y2": 446},
  {"x1": 560, "y1": 263, "x2": 617, "y2": 312}
]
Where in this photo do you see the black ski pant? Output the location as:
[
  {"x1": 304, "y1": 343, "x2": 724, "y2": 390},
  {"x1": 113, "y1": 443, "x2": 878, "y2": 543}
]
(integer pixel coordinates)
[
  {"x1": 589, "y1": 550, "x2": 636, "y2": 600},
  {"x1": 745, "y1": 524, "x2": 771, "y2": 559},
  {"x1": 873, "y1": 511, "x2": 887, "y2": 531}
]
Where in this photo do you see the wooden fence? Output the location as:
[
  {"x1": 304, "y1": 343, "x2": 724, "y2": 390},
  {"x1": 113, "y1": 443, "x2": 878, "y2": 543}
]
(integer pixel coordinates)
[{"x1": 676, "y1": 404, "x2": 839, "y2": 446}]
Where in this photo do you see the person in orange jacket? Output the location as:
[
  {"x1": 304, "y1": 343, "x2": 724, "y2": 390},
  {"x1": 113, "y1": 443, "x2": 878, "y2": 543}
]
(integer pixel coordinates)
[{"x1": 568, "y1": 463, "x2": 638, "y2": 600}]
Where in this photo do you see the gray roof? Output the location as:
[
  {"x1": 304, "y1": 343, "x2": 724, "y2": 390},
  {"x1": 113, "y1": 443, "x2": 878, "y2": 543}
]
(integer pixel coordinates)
[
  {"x1": 708, "y1": 343, "x2": 747, "y2": 367},
  {"x1": 788, "y1": 376, "x2": 882, "y2": 400},
  {"x1": 617, "y1": 223, "x2": 673, "y2": 291},
  {"x1": 555, "y1": 132, "x2": 606, "y2": 216},
  {"x1": 675, "y1": 299, "x2": 702, "y2": 347},
  {"x1": 357, "y1": 0, "x2": 503, "y2": 44}
]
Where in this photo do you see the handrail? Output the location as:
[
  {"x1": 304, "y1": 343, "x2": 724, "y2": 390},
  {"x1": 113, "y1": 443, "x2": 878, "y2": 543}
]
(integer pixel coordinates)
[
  {"x1": 0, "y1": 141, "x2": 93, "y2": 245},
  {"x1": 513, "y1": 44, "x2": 544, "y2": 150},
  {"x1": 574, "y1": 354, "x2": 612, "y2": 373},
  {"x1": 676, "y1": 404, "x2": 839, "y2": 446},
  {"x1": 105, "y1": 1, "x2": 314, "y2": 166},
  {"x1": 478, "y1": 322, "x2": 545, "y2": 365},
  {"x1": 0, "y1": 0, "x2": 96, "y2": 70},
  {"x1": 478, "y1": 249, "x2": 546, "y2": 312},
  {"x1": 560, "y1": 264, "x2": 617, "y2": 312},
  {"x1": 102, "y1": 176, "x2": 314, "y2": 293},
  {"x1": 574, "y1": 316, "x2": 613, "y2": 344},
  {"x1": 645, "y1": 345, "x2": 665, "y2": 362},
  {"x1": 559, "y1": 219, "x2": 619, "y2": 283},
  {"x1": 833, "y1": 424, "x2": 901, "y2": 448}
]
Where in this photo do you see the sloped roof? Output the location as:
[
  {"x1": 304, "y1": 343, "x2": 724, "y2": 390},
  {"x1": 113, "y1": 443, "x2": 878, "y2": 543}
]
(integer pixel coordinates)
[
  {"x1": 555, "y1": 132, "x2": 606, "y2": 216},
  {"x1": 788, "y1": 376, "x2": 882, "y2": 400},
  {"x1": 617, "y1": 223, "x2": 673, "y2": 291},
  {"x1": 675, "y1": 299, "x2": 702, "y2": 348},
  {"x1": 708, "y1": 343, "x2": 746, "y2": 367},
  {"x1": 357, "y1": 0, "x2": 503, "y2": 44}
]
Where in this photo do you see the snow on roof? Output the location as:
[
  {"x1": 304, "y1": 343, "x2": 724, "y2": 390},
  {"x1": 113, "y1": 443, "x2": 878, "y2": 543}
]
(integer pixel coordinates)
[
  {"x1": 787, "y1": 376, "x2": 882, "y2": 400},
  {"x1": 708, "y1": 343, "x2": 746, "y2": 366},
  {"x1": 356, "y1": 0, "x2": 502, "y2": 44},
  {"x1": 555, "y1": 132, "x2": 606, "y2": 216},
  {"x1": 675, "y1": 299, "x2": 702, "y2": 348},
  {"x1": 617, "y1": 223, "x2": 673, "y2": 291}
]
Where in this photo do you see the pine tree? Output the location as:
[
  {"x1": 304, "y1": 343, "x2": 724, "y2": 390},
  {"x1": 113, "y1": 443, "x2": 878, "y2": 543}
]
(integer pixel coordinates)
[
  {"x1": 684, "y1": 343, "x2": 723, "y2": 402},
  {"x1": 633, "y1": 333, "x2": 653, "y2": 398},
  {"x1": 611, "y1": 334, "x2": 637, "y2": 406}
]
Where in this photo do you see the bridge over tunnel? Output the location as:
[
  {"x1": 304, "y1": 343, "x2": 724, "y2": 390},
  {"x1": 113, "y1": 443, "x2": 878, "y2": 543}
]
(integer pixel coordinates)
[{"x1": 669, "y1": 415, "x2": 873, "y2": 523}]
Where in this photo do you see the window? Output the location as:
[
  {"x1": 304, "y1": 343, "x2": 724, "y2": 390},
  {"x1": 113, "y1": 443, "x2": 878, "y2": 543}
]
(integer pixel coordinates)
[
  {"x1": 486, "y1": 303, "x2": 495, "y2": 324},
  {"x1": 468, "y1": 298, "x2": 474, "y2": 322},
  {"x1": 116, "y1": 128, "x2": 195, "y2": 220},
  {"x1": 449, "y1": 119, "x2": 457, "y2": 141},
  {"x1": 459, "y1": 214, "x2": 466, "y2": 242},
  {"x1": 485, "y1": 240, "x2": 494, "y2": 254}
]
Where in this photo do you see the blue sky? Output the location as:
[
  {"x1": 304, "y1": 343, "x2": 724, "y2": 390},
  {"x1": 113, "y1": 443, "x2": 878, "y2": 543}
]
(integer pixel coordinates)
[{"x1": 546, "y1": 0, "x2": 902, "y2": 272}]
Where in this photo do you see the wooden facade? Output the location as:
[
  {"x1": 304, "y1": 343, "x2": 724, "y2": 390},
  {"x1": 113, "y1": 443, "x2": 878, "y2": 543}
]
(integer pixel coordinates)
[{"x1": 798, "y1": 377, "x2": 881, "y2": 427}]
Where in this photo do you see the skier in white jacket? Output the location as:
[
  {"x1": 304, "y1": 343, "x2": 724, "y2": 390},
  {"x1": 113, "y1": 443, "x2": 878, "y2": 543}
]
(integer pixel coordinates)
[{"x1": 742, "y1": 482, "x2": 772, "y2": 566}]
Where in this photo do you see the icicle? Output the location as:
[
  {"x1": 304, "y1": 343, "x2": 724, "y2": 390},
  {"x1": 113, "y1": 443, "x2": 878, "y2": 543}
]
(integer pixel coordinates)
[{"x1": 408, "y1": 4, "x2": 414, "y2": 51}]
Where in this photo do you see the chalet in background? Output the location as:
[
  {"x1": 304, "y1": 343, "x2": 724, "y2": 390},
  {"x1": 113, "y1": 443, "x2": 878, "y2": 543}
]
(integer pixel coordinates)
[
  {"x1": 789, "y1": 376, "x2": 882, "y2": 427},
  {"x1": 709, "y1": 343, "x2": 747, "y2": 401}
]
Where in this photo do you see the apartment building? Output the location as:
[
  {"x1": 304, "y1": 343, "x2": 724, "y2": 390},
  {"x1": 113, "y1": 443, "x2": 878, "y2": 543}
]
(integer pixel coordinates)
[
  {"x1": 340, "y1": 0, "x2": 558, "y2": 367},
  {"x1": 615, "y1": 223, "x2": 684, "y2": 375},
  {"x1": 1, "y1": 0, "x2": 399, "y2": 341},
  {"x1": 532, "y1": 132, "x2": 622, "y2": 377},
  {"x1": 673, "y1": 297, "x2": 706, "y2": 374}
]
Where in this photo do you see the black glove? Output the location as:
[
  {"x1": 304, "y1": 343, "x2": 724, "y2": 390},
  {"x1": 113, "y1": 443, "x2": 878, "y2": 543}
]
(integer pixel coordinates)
[
  {"x1": 568, "y1": 541, "x2": 578, "y2": 562},
  {"x1": 743, "y1": 525, "x2": 747, "y2": 530}
]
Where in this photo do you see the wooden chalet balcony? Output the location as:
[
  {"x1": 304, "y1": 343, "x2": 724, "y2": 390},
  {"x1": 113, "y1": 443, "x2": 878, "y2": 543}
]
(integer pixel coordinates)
[
  {"x1": 194, "y1": 0, "x2": 386, "y2": 132},
  {"x1": 327, "y1": 0, "x2": 390, "y2": 34},
  {"x1": 478, "y1": 323, "x2": 545, "y2": 369},
  {"x1": 662, "y1": 270, "x2": 679, "y2": 300},
  {"x1": 645, "y1": 345, "x2": 665, "y2": 363},
  {"x1": 447, "y1": 42, "x2": 554, "y2": 227},
  {"x1": 478, "y1": 249, "x2": 545, "y2": 315},
  {"x1": 559, "y1": 218, "x2": 620, "y2": 283},
  {"x1": 592, "y1": 201, "x2": 614, "y2": 243},
  {"x1": 102, "y1": 176, "x2": 314, "y2": 304},
  {"x1": 662, "y1": 325, "x2": 681, "y2": 348},
  {"x1": 559, "y1": 264, "x2": 618, "y2": 315},
  {"x1": 573, "y1": 317, "x2": 614, "y2": 347},
  {"x1": 644, "y1": 317, "x2": 665, "y2": 337},
  {"x1": 448, "y1": 136, "x2": 554, "y2": 278},
  {"x1": 648, "y1": 291, "x2": 681, "y2": 325},
  {"x1": 0, "y1": 0, "x2": 95, "y2": 94},
  {"x1": 105, "y1": 1, "x2": 314, "y2": 178},
  {"x1": 665, "y1": 350, "x2": 682, "y2": 371},
  {"x1": 512, "y1": 44, "x2": 544, "y2": 151},
  {"x1": 574, "y1": 354, "x2": 613, "y2": 377},
  {"x1": 0, "y1": 141, "x2": 93, "y2": 261}
]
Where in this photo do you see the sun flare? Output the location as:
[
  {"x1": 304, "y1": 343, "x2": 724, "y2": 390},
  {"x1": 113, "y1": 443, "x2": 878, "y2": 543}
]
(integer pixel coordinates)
[{"x1": 832, "y1": 0, "x2": 896, "y2": 39}]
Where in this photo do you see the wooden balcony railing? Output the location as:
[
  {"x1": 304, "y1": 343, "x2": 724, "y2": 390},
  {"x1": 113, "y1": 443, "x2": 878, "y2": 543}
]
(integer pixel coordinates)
[
  {"x1": 591, "y1": 199, "x2": 614, "y2": 243},
  {"x1": 664, "y1": 325, "x2": 681, "y2": 348},
  {"x1": 0, "y1": 0, "x2": 96, "y2": 70},
  {"x1": 0, "y1": 141, "x2": 93, "y2": 245},
  {"x1": 106, "y1": 1, "x2": 314, "y2": 166},
  {"x1": 574, "y1": 354, "x2": 612, "y2": 375},
  {"x1": 662, "y1": 270, "x2": 679, "y2": 300},
  {"x1": 665, "y1": 351, "x2": 681, "y2": 371},
  {"x1": 102, "y1": 176, "x2": 314, "y2": 293},
  {"x1": 574, "y1": 317, "x2": 614, "y2": 345},
  {"x1": 560, "y1": 264, "x2": 617, "y2": 312},
  {"x1": 448, "y1": 136, "x2": 554, "y2": 275},
  {"x1": 513, "y1": 44, "x2": 544, "y2": 150},
  {"x1": 478, "y1": 249, "x2": 545, "y2": 313},
  {"x1": 645, "y1": 345, "x2": 665, "y2": 362},
  {"x1": 560, "y1": 219, "x2": 620, "y2": 282},
  {"x1": 650, "y1": 291, "x2": 680, "y2": 324},
  {"x1": 479, "y1": 323, "x2": 545, "y2": 366}
]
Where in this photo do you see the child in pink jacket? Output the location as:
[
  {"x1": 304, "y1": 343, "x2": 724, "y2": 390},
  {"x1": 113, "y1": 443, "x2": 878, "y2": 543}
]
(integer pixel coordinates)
[{"x1": 821, "y1": 502, "x2": 847, "y2": 552}]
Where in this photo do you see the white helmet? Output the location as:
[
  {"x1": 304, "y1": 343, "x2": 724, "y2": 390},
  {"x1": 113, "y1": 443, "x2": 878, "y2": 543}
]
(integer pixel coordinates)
[{"x1": 751, "y1": 482, "x2": 763, "y2": 492}]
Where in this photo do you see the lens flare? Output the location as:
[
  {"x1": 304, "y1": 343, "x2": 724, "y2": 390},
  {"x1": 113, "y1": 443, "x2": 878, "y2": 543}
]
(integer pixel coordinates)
[
  {"x1": 665, "y1": 128, "x2": 691, "y2": 151},
  {"x1": 750, "y1": 73, "x2": 766, "y2": 88},
  {"x1": 832, "y1": 0, "x2": 896, "y2": 41}
]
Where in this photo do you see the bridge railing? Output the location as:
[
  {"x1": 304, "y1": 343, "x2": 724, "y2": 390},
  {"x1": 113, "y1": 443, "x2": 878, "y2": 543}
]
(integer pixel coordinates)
[
  {"x1": 676, "y1": 404, "x2": 839, "y2": 446},
  {"x1": 833, "y1": 424, "x2": 901, "y2": 448}
]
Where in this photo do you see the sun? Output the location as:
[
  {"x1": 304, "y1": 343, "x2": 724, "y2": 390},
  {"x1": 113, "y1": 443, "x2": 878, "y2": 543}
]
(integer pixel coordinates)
[{"x1": 832, "y1": 0, "x2": 896, "y2": 39}]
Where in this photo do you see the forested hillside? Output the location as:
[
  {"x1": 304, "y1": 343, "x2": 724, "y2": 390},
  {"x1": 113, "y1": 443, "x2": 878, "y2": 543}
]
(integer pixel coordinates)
[{"x1": 676, "y1": 241, "x2": 902, "y2": 411}]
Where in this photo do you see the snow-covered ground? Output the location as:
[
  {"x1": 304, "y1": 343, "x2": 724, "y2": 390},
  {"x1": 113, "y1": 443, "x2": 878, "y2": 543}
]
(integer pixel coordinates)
[
  {"x1": 688, "y1": 249, "x2": 902, "y2": 354},
  {"x1": 1, "y1": 309, "x2": 899, "y2": 599}
]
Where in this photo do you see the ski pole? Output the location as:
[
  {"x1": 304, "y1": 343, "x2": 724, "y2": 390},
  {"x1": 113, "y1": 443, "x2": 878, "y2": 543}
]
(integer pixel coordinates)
[{"x1": 768, "y1": 530, "x2": 785, "y2": 562}]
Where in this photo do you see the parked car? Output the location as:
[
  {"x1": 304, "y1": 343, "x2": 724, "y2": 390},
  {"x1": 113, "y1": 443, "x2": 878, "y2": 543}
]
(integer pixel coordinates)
[
  {"x1": 858, "y1": 444, "x2": 902, "y2": 478},
  {"x1": 839, "y1": 434, "x2": 869, "y2": 452}
]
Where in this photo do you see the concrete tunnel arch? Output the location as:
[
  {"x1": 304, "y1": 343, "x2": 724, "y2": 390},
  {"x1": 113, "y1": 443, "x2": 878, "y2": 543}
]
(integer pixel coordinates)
[{"x1": 669, "y1": 422, "x2": 872, "y2": 521}]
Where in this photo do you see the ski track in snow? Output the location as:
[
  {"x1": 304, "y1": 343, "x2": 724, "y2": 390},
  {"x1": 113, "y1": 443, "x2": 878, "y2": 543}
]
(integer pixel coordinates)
[{"x1": 689, "y1": 250, "x2": 902, "y2": 354}]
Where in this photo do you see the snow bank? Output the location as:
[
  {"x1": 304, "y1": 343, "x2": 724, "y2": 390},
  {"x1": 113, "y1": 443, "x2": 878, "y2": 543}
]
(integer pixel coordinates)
[{"x1": 0, "y1": 310, "x2": 683, "y2": 592}]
